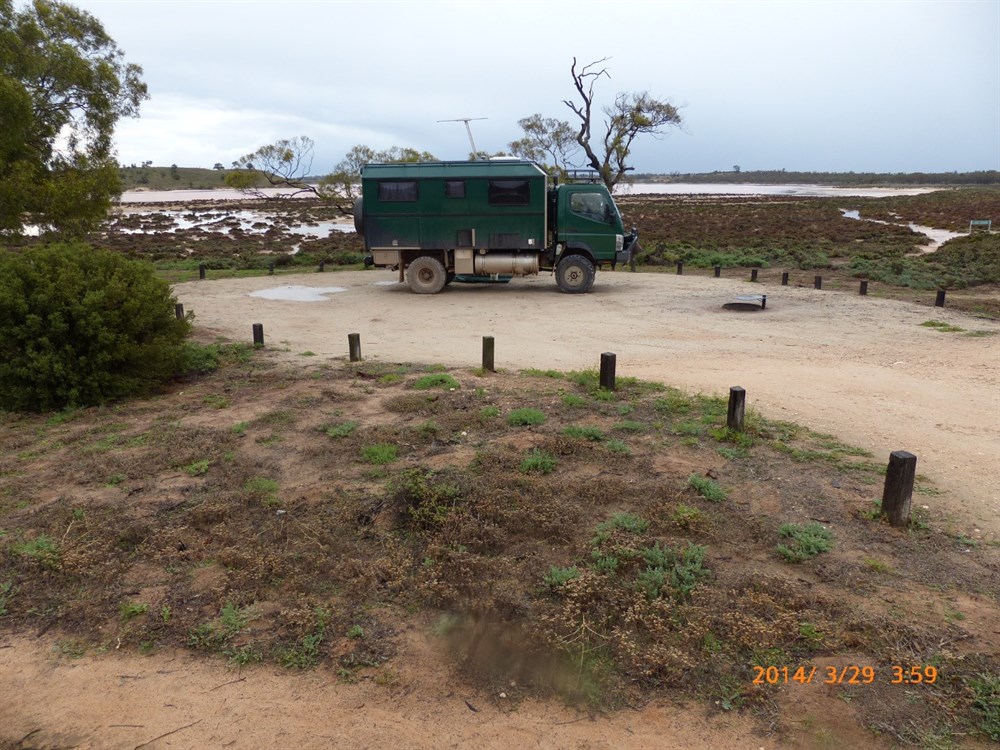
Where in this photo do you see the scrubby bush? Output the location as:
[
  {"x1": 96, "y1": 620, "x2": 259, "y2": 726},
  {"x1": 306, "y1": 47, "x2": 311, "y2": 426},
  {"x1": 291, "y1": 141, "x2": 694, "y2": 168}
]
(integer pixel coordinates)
[{"x1": 0, "y1": 242, "x2": 191, "y2": 411}]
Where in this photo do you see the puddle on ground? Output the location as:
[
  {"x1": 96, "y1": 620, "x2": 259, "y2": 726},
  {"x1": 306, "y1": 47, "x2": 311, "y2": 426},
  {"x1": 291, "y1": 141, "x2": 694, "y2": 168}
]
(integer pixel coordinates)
[
  {"x1": 248, "y1": 285, "x2": 347, "y2": 301},
  {"x1": 840, "y1": 209, "x2": 964, "y2": 252}
]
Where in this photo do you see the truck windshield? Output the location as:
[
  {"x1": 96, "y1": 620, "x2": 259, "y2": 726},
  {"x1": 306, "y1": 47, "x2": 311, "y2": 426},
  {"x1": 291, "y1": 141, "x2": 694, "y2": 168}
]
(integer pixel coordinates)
[{"x1": 569, "y1": 192, "x2": 614, "y2": 224}]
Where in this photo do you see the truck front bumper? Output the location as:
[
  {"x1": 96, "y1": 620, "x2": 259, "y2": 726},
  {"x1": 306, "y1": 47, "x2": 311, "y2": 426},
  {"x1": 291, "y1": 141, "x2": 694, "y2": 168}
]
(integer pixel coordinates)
[{"x1": 617, "y1": 232, "x2": 639, "y2": 265}]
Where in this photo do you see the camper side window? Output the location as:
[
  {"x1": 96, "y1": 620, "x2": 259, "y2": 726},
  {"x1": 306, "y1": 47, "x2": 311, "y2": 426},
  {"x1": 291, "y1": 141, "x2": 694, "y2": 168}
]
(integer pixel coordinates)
[
  {"x1": 378, "y1": 181, "x2": 418, "y2": 202},
  {"x1": 488, "y1": 179, "x2": 530, "y2": 206},
  {"x1": 445, "y1": 180, "x2": 466, "y2": 198}
]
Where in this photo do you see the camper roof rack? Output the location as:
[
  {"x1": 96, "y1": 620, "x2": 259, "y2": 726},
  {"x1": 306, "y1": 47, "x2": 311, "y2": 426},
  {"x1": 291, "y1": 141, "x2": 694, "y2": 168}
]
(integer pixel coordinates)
[{"x1": 564, "y1": 169, "x2": 601, "y2": 184}]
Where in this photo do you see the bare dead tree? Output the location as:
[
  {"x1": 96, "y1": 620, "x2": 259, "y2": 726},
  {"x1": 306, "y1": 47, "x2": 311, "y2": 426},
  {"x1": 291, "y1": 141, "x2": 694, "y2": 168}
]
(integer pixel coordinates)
[{"x1": 563, "y1": 57, "x2": 682, "y2": 191}]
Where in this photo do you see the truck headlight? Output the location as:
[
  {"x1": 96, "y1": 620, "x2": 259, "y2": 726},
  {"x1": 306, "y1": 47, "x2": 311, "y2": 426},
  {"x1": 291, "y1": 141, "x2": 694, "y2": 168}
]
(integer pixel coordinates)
[{"x1": 615, "y1": 234, "x2": 624, "y2": 253}]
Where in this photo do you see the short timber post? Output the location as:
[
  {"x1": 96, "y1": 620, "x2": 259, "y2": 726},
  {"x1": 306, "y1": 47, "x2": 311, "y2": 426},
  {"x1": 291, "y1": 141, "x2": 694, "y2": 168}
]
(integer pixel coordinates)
[
  {"x1": 781, "y1": 272, "x2": 789, "y2": 286},
  {"x1": 935, "y1": 290, "x2": 946, "y2": 308},
  {"x1": 268, "y1": 261, "x2": 275, "y2": 275},
  {"x1": 860, "y1": 280, "x2": 869, "y2": 296},
  {"x1": 318, "y1": 260, "x2": 325, "y2": 272},
  {"x1": 174, "y1": 303, "x2": 184, "y2": 320},
  {"x1": 482, "y1": 336, "x2": 495, "y2": 372},
  {"x1": 727, "y1": 386, "x2": 746, "y2": 432},
  {"x1": 881, "y1": 451, "x2": 917, "y2": 527},
  {"x1": 252, "y1": 323, "x2": 264, "y2": 348},
  {"x1": 814, "y1": 275, "x2": 822, "y2": 290},
  {"x1": 714, "y1": 265, "x2": 721, "y2": 278},
  {"x1": 676, "y1": 261, "x2": 683, "y2": 275},
  {"x1": 599, "y1": 352, "x2": 616, "y2": 391},
  {"x1": 348, "y1": 333, "x2": 362, "y2": 362},
  {"x1": 750, "y1": 269, "x2": 758, "y2": 282},
  {"x1": 198, "y1": 263, "x2": 206, "y2": 280}
]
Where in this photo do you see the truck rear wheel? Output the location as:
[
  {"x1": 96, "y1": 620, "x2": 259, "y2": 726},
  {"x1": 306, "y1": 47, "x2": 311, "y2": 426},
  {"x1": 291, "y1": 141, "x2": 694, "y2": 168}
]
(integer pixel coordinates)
[
  {"x1": 555, "y1": 255, "x2": 596, "y2": 294},
  {"x1": 407, "y1": 256, "x2": 447, "y2": 294}
]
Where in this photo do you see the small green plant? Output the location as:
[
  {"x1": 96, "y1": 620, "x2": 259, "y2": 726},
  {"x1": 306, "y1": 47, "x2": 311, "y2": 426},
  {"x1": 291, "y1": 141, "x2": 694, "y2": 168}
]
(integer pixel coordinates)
[
  {"x1": 592, "y1": 512, "x2": 649, "y2": 545},
  {"x1": 671, "y1": 503, "x2": 702, "y2": 529},
  {"x1": 323, "y1": 420, "x2": 358, "y2": 438},
  {"x1": 0, "y1": 580, "x2": 12, "y2": 617},
  {"x1": 519, "y1": 449, "x2": 557, "y2": 474},
  {"x1": 561, "y1": 393, "x2": 587, "y2": 408},
  {"x1": 613, "y1": 420, "x2": 645, "y2": 433},
  {"x1": 231, "y1": 421, "x2": 250, "y2": 435},
  {"x1": 543, "y1": 565, "x2": 580, "y2": 588},
  {"x1": 347, "y1": 624, "x2": 364, "y2": 639},
  {"x1": 379, "y1": 373, "x2": 402, "y2": 385},
  {"x1": 523, "y1": 368, "x2": 564, "y2": 379},
  {"x1": 797, "y1": 621, "x2": 824, "y2": 646},
  {"x1": 361, "y1": 443, "x2": 397, "y2": 464},
  {"x1": 299, "y1": 350, "x2": 316, "y2": 357},
  {"x1": 605, "y1": 439, "x2": 631, "y2": 455},
  {"x1": 244, "y1": 477, "x2": 280, "y2": 506},
  {"x1": 687, "y1": 474, "x2": 727, "y2": 502},
  {"x1": 776, "y1": 522, "x2": 834, "y2": 563},
  {"x1": 279, "y1": 607, "x2": 330, "y2": 669},
  {"x1": 920, "y1": 320, "x2": 966, "y2": 333},
  {"x1": 563, "y1": 425, "x2": 604, "y2": 441},
  {"x1": 862, "y1": 556, "x2": 891, "y2": 573},
  {"x1": 160, "y1": 605, "x2": 172, "y2": 623},
  {"x1": 11, "y1": 535, "x2": 60, "y2": 567},
  {"x1": 202, "y1": 394, "x2": 229, "y2": 409},
  {"x1": 478, "y1": 405, "x2": 500, "y2": 419},
  {"x1": 970, "y1": 673, "x2": 1000, "y2": 741},
  {"x1": 119, "y1": 601, "x2": 149, "y2": 622},
  {"x1": 507, "y1": 408, "x2": 546, "y2": 426},
  {"x1": 184, "y1": 459, "x2": 211, "y2": 476},
  {"x1": 105, "y1": 472, "x2": 126, "y2": 487},
  {"x1": 412, "y1": 373, "x2": 460, "y2": 390}
]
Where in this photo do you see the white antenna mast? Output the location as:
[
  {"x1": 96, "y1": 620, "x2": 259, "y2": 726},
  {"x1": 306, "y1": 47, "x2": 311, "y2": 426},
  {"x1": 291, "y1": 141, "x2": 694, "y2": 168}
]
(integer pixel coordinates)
[{"x1": 437, "y1": 117, "x2": 487, "y2": 158}]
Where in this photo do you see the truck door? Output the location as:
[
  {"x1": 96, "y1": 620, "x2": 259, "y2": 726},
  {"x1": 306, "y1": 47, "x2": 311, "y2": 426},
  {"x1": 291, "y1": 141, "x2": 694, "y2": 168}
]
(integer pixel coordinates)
[{"x1": 559, "y1": 187, "x2": 622, "y2": 261}]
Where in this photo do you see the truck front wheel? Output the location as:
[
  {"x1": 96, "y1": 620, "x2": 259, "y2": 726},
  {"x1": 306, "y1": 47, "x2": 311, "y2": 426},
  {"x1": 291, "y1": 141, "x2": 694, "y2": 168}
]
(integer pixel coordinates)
[
  {"x1": 407, "y1": 256, "x2": 448, "y2": 294},
  {"x1": 555, "y1": 255, "x2": 596, "y2": 294}
]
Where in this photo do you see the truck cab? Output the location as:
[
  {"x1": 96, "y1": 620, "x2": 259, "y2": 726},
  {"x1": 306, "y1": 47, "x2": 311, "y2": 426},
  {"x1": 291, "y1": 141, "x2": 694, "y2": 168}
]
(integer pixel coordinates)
[{"x1": 355, "y1": 160, "x2": 637, "y2": 294}]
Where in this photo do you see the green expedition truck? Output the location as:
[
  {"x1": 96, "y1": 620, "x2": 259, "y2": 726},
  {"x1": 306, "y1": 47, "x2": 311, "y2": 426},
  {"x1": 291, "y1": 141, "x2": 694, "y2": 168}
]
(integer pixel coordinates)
[{"x1": 354, "y1": 159, "x2": 637, "y2": 294}]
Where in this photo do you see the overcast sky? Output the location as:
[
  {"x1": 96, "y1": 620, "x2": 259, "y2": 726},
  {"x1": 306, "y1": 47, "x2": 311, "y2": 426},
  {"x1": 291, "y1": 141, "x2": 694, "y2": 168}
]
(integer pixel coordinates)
[{"x1": 64, "y1": 0, "x2": 1000, "y2": 174}]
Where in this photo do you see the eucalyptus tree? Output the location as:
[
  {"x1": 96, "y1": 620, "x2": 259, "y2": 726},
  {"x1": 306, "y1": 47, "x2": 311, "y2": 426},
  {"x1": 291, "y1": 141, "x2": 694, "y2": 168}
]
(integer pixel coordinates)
[{"x1": 0, "y1": 0, "x2": 148, "y2": 236}]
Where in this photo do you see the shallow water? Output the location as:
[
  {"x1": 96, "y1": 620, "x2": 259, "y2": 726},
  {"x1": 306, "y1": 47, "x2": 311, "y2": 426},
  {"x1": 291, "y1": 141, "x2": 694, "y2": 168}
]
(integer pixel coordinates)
[
  {"x1": 248, "y1": 285, "x2": 347, "y2": 301},
  {"x1": 840, "y1": 208, "x2": 964, "y2": 251}
]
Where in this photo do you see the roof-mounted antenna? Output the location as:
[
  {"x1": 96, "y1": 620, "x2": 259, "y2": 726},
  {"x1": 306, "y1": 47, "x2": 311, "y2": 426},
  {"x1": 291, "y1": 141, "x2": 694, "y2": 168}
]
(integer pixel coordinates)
[{"x1": 437, "y1": 117, "x2": 487, "y2": 158}]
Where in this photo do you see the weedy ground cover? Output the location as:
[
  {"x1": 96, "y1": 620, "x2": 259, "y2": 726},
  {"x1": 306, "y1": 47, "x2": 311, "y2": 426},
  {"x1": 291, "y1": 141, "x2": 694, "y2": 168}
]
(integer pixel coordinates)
[{"x1": 0, "y1": 346, "x2": 996, "y2": 745}]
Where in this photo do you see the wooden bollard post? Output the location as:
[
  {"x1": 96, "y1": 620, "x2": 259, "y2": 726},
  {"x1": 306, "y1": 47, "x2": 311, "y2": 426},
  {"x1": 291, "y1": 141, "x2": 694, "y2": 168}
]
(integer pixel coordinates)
[
  {"x1": 881, "y1": 450, "x2": 917, "y2": 527},
  {"x1": 252, "y1": 323, "x2": 264, "y2": 348},
  {"x1": 599, "y1": 352, "x2": 616, "y2": 391},
  {"x1": 482, "y1": 336, "x2": 495, "y2": 372},
  {"x1": 175, "y1": 303, "x2": 184, "y2": 320},
  {"x1": 318, "y1": 260, "x2": 325, "y2": 272},
  {"x1": 935, "y1": 290, "x2": 946, "y2": 307},
  {"x1": 198, "y1": 263, "x2": 206, "y2": 280},
  {"x1": 348, "y1": 333, "x2": 362, "y2": 362},
  {"x1": 714, "y1": 265, "x2": 721, "y2": 278},
  {"x1": 676, "y1": 261, "x2": 683, "y2": 275},
  {"x1": 781, "y1": 272, "x2": 789, "y2": 286},
  {"x1": 814, "y1": 275, "x2": 823, "y2": 290},
  {"x1": 727, "y1": 386, "x2": 746, "y2": 432},
  {"x1": 860, "y1": 280, "x2": 869, "y2": 296},
  {"x1": 268, "y1": 261, "x2": 275, "y2": 275},
  {"x1": 750, "y1": 269, "x2": 758, "y2": 282}
]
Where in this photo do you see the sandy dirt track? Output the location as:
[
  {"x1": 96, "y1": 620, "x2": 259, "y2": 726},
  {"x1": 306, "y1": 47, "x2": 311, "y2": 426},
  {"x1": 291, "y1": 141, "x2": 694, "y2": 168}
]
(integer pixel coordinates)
[{"x1": 174, "y1": 269, "x2": 1000, "y2": 538}]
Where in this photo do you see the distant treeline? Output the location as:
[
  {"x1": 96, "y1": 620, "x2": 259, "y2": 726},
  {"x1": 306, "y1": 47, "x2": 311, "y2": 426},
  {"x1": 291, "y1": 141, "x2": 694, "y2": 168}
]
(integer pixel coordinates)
[
  {"x1": 119, "y1": 164, "x2": 1000, "y2": 192},
  {"x1": 632, "y1": 170, "x2": 1000, "y2": 186}
]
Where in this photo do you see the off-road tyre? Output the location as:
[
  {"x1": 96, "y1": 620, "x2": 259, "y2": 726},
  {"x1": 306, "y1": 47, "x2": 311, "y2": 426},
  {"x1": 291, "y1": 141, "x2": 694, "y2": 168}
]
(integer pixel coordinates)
[
  {"x1": 555, "y1": 254, "x2": 596, "y2": 294},
  {"x1": 407, "y1": 256, "x2": 448, "y2": 294}
]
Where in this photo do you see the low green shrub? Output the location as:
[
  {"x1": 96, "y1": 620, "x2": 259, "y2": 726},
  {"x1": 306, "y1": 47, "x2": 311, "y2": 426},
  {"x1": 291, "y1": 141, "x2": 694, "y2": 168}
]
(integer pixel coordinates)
[{"x1": 0, "y1": 242, "x2": 191, "y2": 411}]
